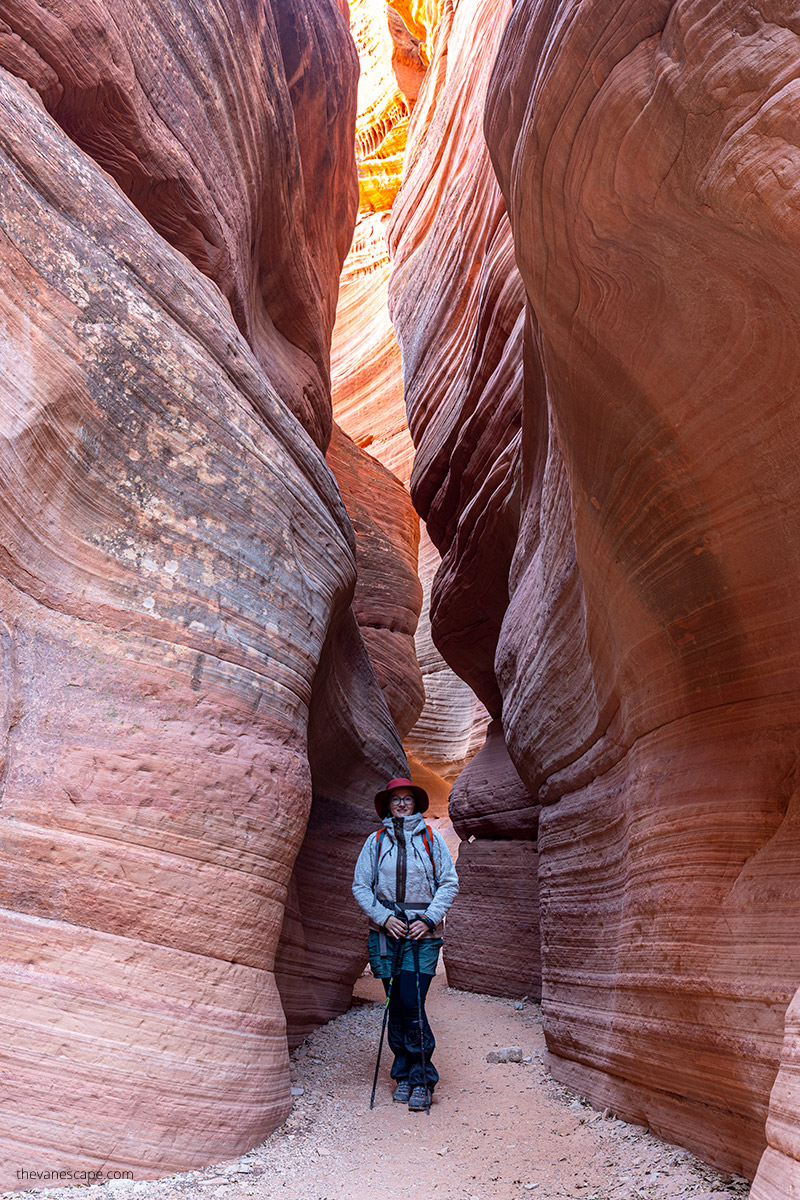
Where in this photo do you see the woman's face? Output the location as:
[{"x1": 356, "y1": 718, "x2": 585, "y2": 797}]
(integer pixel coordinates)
[{"x1": 388, "y1": 789, "x2": 416, "y2": 817}]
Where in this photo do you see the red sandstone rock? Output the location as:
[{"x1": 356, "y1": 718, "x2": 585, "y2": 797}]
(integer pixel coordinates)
[
  {"x1": 403, "y1": 529, "x2": 489, "y2": 788},
  {"x1": 386, "y1": 0, "x2": 800, "y2": 1180},
  {"x1": 0, "y1": 0, "x2": 358, "y2": 449},
  {"x1": 0, "y1": 0, "x2": 408, "y2": 1183},
  {"x1": 443, "y1": 839, "x2": 540, "y2": 1001},
  {"x1": 325, "y1": 422, "x2": 424, "y2": 739},
  {"x1": 332, "y1": 212, "x2": 415, "y2": 485},
  {"x1": 478, "y1": 0, "x2": 800, "y2": 1178},
  {"x1": 449, "y1": 720, "x2": 539, "y2": 841},
  {"x1": 444, "y1": 721, "x2": 541, "y2": 1003},
  {"x1": 387, "y1": 0, "x2": 524, "y2": 718}
]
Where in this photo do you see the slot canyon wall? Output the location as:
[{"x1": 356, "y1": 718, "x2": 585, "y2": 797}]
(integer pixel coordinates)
[
  {"x1": 331, "y1": 0, "x2": 488, "y2": 808},
  {"x1": 0, "y1": 0, "x2": 422, "y2": 1182},
  {"x1": 386, "y1": 0, "x2": 542, "y2": 1004},
  {"x1": 387, "y1": 0, "x2": 800, "y2": 1189}
]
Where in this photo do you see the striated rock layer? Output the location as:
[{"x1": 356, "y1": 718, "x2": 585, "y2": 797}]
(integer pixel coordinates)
[
  {"x1": 444, "y1": 722, "x2": 540, "y2": 999},
  {"x1": 443, "y1": 839, "x2": 540, "y2": 1001},
  {"x1": 332, "y1": 213, "x2": 413, "y2": 484},
  {"x1": 0, "y1": 0, "x2": 410, "y2": 1183},
  {"x1": 389, "y1": 0, "x2": 800, "y2": 1182},
  {"x1": 325, "y1": 423, "x2": 424, "y2": 741},
  {"x1": 404, "y1": 529, "x2": 489, "y2": 799},
  {"x1": 387, "y1": 0, "x2": 532, "y2": 1000},
  {"x1": 485, "y1": 0, "x2": 800, "y2": 1178},
  {"x1": 333, "y1": 0, "x2": 487, "y2": 803},
  {"x1": 389, "y1": 0, "x2": 525, "y2": 717}
]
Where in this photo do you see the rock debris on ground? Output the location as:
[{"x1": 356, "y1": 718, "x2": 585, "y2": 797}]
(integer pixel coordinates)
[{"x1": 5, "y1": 974, "x2": 751, "y2": 1200}]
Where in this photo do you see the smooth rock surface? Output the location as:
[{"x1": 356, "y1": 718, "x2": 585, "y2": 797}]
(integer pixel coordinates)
[
  {"x1": 0, "y1": 0, "x2": 406, "y2": 1183},
  {"x1": 403, "y1": 528, "x2": 489, "y2": 790},
  {"x1": 332, "y1": 212, "x2": 414, "y2": 485},
  {"x1": 387, "y1": 0, "x2": 524, "y2": 719},
  {"x1": 325, "y1": 422, "x2": 424, "y2": 739},
  {"x1": 387, "y1": 0, "x2": 800, "y2": 1181},
  {"x1": 481, "y1": 0, "x2": 800, "y2": 1179},
  {"x1": 449, "y1": 719, "x2": 540, "y2": 841}
]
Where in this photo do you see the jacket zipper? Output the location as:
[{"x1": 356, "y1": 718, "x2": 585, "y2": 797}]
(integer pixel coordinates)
[{"x1": 392, "y1": 816, "x2": 407, "y2": 905}]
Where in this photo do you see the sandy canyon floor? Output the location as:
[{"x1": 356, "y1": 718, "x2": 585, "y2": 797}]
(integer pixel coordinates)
[{"x1": 6, "y1": 974, "x2": 751, "y2": 1200}]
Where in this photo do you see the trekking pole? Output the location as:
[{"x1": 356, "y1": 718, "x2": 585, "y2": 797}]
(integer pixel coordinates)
[
  {"x1": 410, "y1": 938, "x2": 431, "y2": 1115},
  {"x1": 370, "y1": 932, "x2": 406, "y2": 1109}
]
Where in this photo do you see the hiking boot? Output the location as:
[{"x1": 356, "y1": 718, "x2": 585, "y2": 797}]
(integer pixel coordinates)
[
  {"x1": 408, "y1": 1086, "x2": 431, "y2": 1111},
  {"x1": 392, "y1": 1080, "x2": 412, "y2": 1102}
]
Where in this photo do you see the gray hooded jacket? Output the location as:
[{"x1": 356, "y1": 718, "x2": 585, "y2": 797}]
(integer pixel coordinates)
[{"x1": 352, "y1": 811, "x2": 459, "y2": 937}]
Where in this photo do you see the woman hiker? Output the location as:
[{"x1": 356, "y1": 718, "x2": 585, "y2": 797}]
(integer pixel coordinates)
[{"x1": 352, "y1": 777, "x2": 459, "y2": 1111}]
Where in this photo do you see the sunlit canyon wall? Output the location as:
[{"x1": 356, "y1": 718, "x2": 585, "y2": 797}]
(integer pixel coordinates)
[
  {"x1": 331, "y1": 0, "x2": 487, "y2": 812},
  {"x1": 385, "y1": 0, "x2": 540, "y2": 1002},
  {"x1": 386, "y1": 0, "x2": 800, "y2": 1186}
]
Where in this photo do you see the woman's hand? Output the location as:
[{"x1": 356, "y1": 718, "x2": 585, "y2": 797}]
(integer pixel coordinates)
[{"x1": 384, "y1": 917, "x2": 430, "y2": 940}]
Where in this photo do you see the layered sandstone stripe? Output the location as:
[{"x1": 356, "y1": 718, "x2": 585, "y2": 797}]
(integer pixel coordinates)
[
  {"x1": 481, "y1": 0, "x2": 800, "y2": 1180},
  {"x1": 0, "y1": 0, "x2": 410, "y2": 1182},
  {"x1": 388, "y1": 0, "x2": 800, "y2": 1182}
]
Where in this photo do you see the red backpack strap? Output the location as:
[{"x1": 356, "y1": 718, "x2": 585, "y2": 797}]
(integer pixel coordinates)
[{"x1": 422, "y1": 825, "x2": 438, "y2": 887}]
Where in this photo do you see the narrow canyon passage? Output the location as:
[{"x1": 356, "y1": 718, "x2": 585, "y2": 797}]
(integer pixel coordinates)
[{"x1": 0, "y1": 0, "x2": 799, "y2": 1196}]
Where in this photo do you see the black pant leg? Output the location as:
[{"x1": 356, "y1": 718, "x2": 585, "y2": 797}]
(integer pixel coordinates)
[
  {"x1": 382, "y1": 975, "x2": 412, "y2": 1082},
  {"x1": 393, "y1": 969, "x2": 438, "y2": 1091}
]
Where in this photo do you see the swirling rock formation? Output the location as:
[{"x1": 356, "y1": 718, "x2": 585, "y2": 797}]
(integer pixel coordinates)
[
  {"x1": 403, "y1": 529, "x2": 489, "y2": 801},
  {"x1": 325, "y1": 422, "x2": 424, "y2": 740},
  {"x1": 386, "y1": 0, "x2": 530, "y2": 992},
  {"x1": 350, "y1": 0, "x2": 428, "y2": 216},
  {"x1": 332, "y1": 0, "x2": 486, "y2": 800},
  {"x1": 484, "y1": 0, "x2": 800, "y2": 1178},
  {"x1": 389, "y1": 0, "x2": 800, "y2": 1182},
  {"x1": 388, "y1": 0, "x2": 524, "y2": 720},
  {"x1": 444, "y1": 722, "x2": 540, "y2": 998},
  {"x1": 332, "y1": 213, "x2": 413, "y2": 483},
  {"x1": 0, "y1": 0, "x2": 409, "y2": 1182}
]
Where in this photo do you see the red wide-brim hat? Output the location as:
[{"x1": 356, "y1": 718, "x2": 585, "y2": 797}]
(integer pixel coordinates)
[{"x1": 374, "y1": 776, "x2": 429, "y2": 818}]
